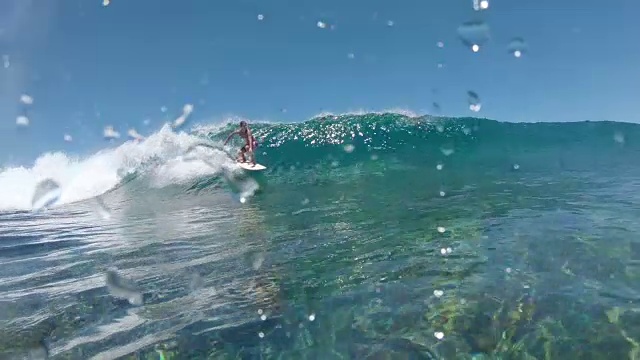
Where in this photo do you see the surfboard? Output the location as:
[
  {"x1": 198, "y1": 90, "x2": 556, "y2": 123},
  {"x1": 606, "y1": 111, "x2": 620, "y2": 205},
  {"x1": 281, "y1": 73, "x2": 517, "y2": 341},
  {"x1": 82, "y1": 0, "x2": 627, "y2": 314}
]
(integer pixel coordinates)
[{"x1": 237, "y1": 161, "x2": 267, "y2": 171}]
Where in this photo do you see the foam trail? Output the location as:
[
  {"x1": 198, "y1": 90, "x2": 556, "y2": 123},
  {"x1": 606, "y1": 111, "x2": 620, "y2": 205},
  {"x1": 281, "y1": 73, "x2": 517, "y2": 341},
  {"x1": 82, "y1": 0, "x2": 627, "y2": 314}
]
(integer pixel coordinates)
[{"x1": 0, "y1": 124, "x2": 236, "y2": 211}]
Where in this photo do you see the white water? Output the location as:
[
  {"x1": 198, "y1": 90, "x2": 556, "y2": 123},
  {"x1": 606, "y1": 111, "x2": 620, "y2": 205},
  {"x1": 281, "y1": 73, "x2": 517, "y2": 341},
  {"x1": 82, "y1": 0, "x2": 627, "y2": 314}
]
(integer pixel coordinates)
[{"x1": 0, "y1": 124, "x2": 242, "y2": 211}]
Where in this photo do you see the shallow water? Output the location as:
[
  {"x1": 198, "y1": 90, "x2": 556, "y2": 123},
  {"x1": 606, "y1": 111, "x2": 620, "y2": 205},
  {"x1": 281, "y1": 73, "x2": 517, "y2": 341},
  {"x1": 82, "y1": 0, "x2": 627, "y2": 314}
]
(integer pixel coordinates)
[{"x1": 2, "y1": 115, "x2": 640, "y2": 359}]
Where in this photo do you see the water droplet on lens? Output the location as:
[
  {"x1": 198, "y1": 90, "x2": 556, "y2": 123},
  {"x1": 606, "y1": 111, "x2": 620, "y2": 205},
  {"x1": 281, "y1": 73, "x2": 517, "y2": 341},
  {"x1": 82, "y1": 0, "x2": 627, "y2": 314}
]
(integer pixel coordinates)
[
  {"x1": 308, "y1": 313, "x2": 316, "y2": 321},
  {"x1": 434, "y1": 290, "x2": 444, "y2": 297},
  {"x1": 513, "y1": 164, "x2": 520, "y2": 170},
  {"x1": 436, "y1": 164, "x2": 443, "y2": 170},
  {"x1": 508, "y1": 37, "x2": 528, "y2": 58},
  {"x1": 102, "y1": 0, "x2": 110, "y2": 6},
  {"x1": 347, "y1": 53, "x2": 355, "y2": 59},
  {"x1": 317, "y1": 21, "x2": 326, "y2": 29},
  {"x1": 105, "y1": 269, "x2": 143, "y2": 306},
  {"x1": 386, "y1": 20, "x2": 394, "y2": 27},
  {"x1": 103, "y1": 125, "x2": 120, "y2": 139},
  {"x1": 467, "y1": 91, "x2": 482, "y2": 112},
  {"x1": 64, "y1": 134, "x2": 73, "y2": 142},
  {"x1": 260, "y1": 314, "x2": 267, "y2": 321},
  {"x1": 257, "y1": 14, "x2": 264, "y2": 21},
  {"x1": 473, "y1": 0, "x2": 489, "y2": 10},
  {"x1": 20, "y1": 94, "x2": 34, "y2": 105},
  {"x1": 437, "y1": 226, "x2": 446, "y2": 233},
  {"x1": 32, "y1": 178, "x2": 61, "y2": 211},
  {"x1": 436, "y1": 41, "x2": 444, "y2": 48},
  {"x1": 16, "y1": 115, "x2": 29, "y2": 127},
  {"x1": 457, "y1": 21, "x2": 490, "y2": 51},
  {"x1": 439, "y1": 191, "x2": 446, "y2": 197},
  {"x1": 344, "y1": 144, "x2": 355, "y2": 153},
  {"x1": 614, "y1": 132, "x2": 625, "y2": 144},
  {"x1": 188, "y1": 273, "x2": 204, "y2": 292},
  {"x1": 258, "y1": 332, "x2": 265, "y2": 338},
  {"x1": 434, "y1": 331, "x2": 445, "y2": 340},
  {"x1": 440, "y1": 148, "x2": 454, "y2": 156}
]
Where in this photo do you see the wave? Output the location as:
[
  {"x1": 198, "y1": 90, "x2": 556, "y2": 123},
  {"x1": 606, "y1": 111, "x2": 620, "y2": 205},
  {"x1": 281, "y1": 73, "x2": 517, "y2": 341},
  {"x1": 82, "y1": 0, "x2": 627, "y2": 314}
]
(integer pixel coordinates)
[
  {"x1": 1, "y1": 112, "x2": 639, "y2": 212},
  {"x1": 0, "y1": 125, "x2": 238, "y2": 211}
]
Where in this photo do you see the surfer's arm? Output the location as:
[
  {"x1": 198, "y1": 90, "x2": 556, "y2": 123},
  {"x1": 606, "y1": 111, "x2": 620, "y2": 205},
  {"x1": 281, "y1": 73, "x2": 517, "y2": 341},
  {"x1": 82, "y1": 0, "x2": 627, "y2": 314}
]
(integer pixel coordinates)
[{"x1": 223, "y1": 131, "x2": 238, "y2": 145}]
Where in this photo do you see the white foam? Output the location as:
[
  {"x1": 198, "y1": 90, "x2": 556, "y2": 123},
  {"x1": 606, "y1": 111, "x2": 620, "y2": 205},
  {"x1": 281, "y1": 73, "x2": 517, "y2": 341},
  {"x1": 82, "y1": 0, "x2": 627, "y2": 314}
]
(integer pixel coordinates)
[{"x1": 0, "y1": 124, "x2": 236, "y2": 211}]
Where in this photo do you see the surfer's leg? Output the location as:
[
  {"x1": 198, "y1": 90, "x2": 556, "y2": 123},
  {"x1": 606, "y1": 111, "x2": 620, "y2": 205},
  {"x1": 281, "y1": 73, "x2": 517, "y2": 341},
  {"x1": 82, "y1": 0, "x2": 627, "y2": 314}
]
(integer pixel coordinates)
[{"x1": 238, "y1": 147, "x2": 247, "y2": 162}]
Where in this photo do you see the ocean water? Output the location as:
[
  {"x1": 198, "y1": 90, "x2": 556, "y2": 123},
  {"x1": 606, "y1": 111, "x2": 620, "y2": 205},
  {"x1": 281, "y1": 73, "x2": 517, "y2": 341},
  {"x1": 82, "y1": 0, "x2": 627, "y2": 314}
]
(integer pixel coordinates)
[{"x1": 2, "y1": 113, "x2": 640, "y2": 359}]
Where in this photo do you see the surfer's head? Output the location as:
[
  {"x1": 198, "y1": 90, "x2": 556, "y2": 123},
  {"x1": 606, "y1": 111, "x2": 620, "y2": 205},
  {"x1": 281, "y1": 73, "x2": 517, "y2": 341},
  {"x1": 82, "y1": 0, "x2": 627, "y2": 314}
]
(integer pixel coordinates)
[{"x1": 239, "y1": 121, "x2": 247, "y2": 128}]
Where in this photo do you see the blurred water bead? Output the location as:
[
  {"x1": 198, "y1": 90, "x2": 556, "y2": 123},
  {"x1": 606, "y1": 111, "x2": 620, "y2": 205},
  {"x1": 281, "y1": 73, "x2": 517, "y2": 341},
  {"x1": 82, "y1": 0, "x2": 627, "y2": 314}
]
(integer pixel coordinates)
[
  {"x1": 103, "y1": 126, "x2": 120, "y2": 139},
  {"x1": 63, "y1": 134, "x2": 73, "y2": 142},
  {"x1": 105, "y1": 269, "x2": 143, "y2": 306},
  {"x1": 437, "y1": 41, "x2": 444, "y2": 48},
  {"x1": 143, "y1": 118, "x2": 151, "y2": 125},
  {"x1": 434, "y1": 332, "x2": 445, "y2": 340},
  {"x1": 436, "y1": 164, "x2": 443, "y2": 171},
  {"x1": 260, "y1": 314, "x2": 267, "y2": 321},
  {"x1": 513, "y1": 164, "x2": 520, "y2": 170},
  {"x1": 258, "y1": 309, "x2": 264, "y2": 315},
  {"x1": 95, "y1": 196, "x2": 112, "y2": 219},
  {"x1": 317, "y1": 21, "x2": 326, "y2": 29},
  {"x1": 437, "y1": 226, "x2": 446, "y2": 233},
  {"x1": 16, "y1": 116, "x2": 29, "y2": 127},
  {"x1": 508, "y1": 37, "x2": 528, "y2": 58},
  {"x1": 347, "y1": 53, "x2": 355, "y2": 59},
  {"x1": 173, "y1": 103, "x2": 194, "y2": 129},
  {"x1": 32, "y1": 179, "x2": 61, "y2": 211},
  {"x1": 188, "y1": 273, "x2": 204, "y2": 292},
  {"x1": 440, "y1": 247, "x2": 452, "y2": 255},
  {"x1": 127, "y1": 128, "x2": 144, "y2": 141},
  {"x1": 20, "y1": 94, "x2": 34, "y2": 105},
  {"x1": 457, "y1": 21, "x2": 490, "y2": 51},
  {"x1": 257, "y1": 14, "x2": 264, "y2": 21},
  {"x1": 252, "y1": 253, "x2": 265, "y2": 270},
  {"x1": 301, "y1": 198, "x2": 310, "y2": 205},
  {"x1": 160, "y1": 106, "x2": 168, "y2": 113},
  {"x1": 439, "y1": 191, "x2": 446, "y2": 197},
  {"x1": 387, "y1": 20, "x2": 394, "y2": 27},
  {"x1": 102, "y1": 0, "x2": 110, "y2": 6},
  {"x1": 308, "y1": 313, "x2": 316, "y2": 321},
  {"x1": 434, "y1": 290, "x2": 444, "y2": 298},
  {"x1": 468, "y1": 91, "x2": 482, "y2": 112},
  {"x1": 344, "y1": 144, "x2": 355, "y2": 153},
  {"x1": 473, "y1": 0, "x2": 489, "y2": 10},
  {"x1": 2, "y1": 54, "x2": 9, "y2": 68},
  {"x1": 440, "y1": 148, "x2": 454, "y2": 156},
  {"x1": 258, "y1": 332, "x2": 265, "y2": 338},
  {"x1": 614, "y1": 132, "x2": 625, "y2": 144},
  {"x1": 505, "y1": 267, "x2": 512, "y2": 273}
]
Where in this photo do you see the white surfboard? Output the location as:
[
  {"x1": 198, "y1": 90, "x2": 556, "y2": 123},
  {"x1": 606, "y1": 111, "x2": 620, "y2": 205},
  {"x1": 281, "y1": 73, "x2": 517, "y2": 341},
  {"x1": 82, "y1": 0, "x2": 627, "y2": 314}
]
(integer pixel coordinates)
[{"x1": 237, "y1": 161, "x2": 267, "y2": 171}]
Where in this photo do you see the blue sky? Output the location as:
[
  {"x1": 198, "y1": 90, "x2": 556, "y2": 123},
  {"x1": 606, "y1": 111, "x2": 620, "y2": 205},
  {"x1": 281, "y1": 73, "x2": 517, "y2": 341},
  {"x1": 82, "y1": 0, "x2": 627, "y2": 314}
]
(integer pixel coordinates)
[{"x1": 1, "y1": 0, "x2": 639, "y2": 164}]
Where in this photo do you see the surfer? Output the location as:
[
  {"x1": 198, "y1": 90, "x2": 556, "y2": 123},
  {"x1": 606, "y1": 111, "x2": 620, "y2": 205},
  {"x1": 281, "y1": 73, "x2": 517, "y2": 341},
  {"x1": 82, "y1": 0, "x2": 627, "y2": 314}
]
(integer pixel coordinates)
[{"x1": 224, "y1": 120, "x2": 258, "y2": 165}]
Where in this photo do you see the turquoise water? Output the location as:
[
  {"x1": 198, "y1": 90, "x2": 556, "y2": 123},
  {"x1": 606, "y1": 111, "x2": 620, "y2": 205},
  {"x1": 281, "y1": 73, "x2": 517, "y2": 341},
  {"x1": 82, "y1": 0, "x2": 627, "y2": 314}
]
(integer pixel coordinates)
[{"x1": 2, "y1": 114, "x2": 640, "y2": 359}]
